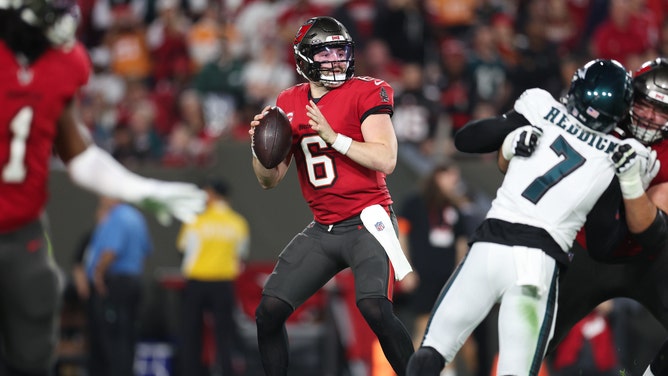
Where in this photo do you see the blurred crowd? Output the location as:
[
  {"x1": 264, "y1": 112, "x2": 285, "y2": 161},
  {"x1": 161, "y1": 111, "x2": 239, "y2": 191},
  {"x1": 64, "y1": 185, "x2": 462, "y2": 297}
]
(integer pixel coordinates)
[{"x1": 75, "y1": 0, "x2": 668, "y2": 172}]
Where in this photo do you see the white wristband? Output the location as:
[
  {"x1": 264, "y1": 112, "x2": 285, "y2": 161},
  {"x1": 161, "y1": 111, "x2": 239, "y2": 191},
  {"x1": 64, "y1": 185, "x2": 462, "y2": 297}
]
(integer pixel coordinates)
[
  {"x1": 619, "y1": 175, "x2": 645, "y2": 200},
  {"x1": 331, "y1": 133, "x2": 352, "y2": 155}
]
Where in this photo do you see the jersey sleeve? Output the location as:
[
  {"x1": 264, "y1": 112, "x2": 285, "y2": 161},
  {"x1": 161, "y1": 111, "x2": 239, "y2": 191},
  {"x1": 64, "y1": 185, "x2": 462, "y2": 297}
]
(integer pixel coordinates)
[
  {"x1": 357, "y1": 78, "x2": 394, "y2": 123},
  {"x1": 514, "y1": 88, "x2": 556, "y2": 122},
  {"x1": 67, "y1": 42, "x2": 92, "y2": 89}
]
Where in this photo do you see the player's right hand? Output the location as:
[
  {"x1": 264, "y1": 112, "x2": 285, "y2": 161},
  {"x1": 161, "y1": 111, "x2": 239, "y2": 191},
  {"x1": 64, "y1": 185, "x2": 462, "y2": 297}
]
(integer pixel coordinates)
[
  {"x1": 137, "y1": 181, "x2": 207, "y2": 226},
  {"x1": 501, "y1": 125, "x2": 543, "y2": 160},
  {"x1": 640, "y1": 147, "x2": 660, "y2": 189},
  {"x1": 610, "y1": 140, "x2": 645, "y2": 199}
]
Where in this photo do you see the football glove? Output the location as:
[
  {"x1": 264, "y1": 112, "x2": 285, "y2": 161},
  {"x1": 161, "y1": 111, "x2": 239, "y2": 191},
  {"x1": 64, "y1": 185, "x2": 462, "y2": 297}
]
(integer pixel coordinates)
[
  {"x1": 136, "y1": 181, "x2": 207, "y2": 226},
  {"x1": 501, "y1": 125, "x2": 544, "y2": 160},
  {"x1": 68, "y1": 146, "x2": 206, "y2": 226},
  {"x1": 610, "y1": 140, "x2": 644, "y2": 199},
  {"x1": 641, "y1": 147, "x2": 660, "y2": 190}
]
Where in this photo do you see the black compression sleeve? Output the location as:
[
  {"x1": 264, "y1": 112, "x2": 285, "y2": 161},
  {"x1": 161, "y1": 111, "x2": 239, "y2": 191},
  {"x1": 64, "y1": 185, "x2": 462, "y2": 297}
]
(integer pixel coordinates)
[
  {"x1": 633, "y1": 209, "x2": 668, "y2": 255},
  {"x1": 454, "y1": 110, "x2": 528, "y2": 153},
  {"x1": 584, "y1": 179, "x2": 629, "y2": 262}
]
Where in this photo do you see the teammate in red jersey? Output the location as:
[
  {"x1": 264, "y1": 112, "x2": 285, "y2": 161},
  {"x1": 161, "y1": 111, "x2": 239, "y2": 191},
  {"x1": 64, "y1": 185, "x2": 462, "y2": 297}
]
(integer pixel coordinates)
[
  {"x1": 248, "y1": 16, "x2": 414, "y2": 376},
  {"x1": 0, "y1": 1, "x2": 205, "y2": 375},
  {"x1": 455, "y1": 57, "x2": 668, "y2": 375}
]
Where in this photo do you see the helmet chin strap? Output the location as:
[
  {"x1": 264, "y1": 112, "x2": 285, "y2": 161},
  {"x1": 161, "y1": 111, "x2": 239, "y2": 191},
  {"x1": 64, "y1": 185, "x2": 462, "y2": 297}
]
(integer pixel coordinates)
[{"x1": 318, "y1": 64, "x2": 349, "y2": 87}]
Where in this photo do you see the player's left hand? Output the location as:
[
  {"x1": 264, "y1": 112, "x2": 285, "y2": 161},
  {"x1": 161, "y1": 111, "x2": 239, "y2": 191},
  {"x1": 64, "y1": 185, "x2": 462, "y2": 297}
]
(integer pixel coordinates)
[
  {"x1": 501, "y1": 125, "x2": 543, "y2": 160},
  {"x1": 610, "y1": 140, "x2": 645, "y2": 199},
  {"x1": 137, "y1": 181, "x2": 207, "y2": 226},
  {"x1": 641, "y1": 147, "x2": 660, "y2": 189}
]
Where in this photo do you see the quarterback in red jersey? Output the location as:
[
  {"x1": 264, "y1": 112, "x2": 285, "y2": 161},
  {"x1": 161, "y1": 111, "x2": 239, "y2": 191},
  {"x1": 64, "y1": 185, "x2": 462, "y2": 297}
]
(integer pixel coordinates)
[
  {"x1": 249, "y1": 16, "x2": 414, "y2": 376},
  {"x1": 0, "y1": 1, "x2": 205, "y2": 375}
]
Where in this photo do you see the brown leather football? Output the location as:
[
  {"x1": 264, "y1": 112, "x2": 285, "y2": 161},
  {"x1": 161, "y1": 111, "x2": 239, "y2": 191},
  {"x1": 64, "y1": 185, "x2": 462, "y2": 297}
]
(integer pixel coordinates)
[{"x1": 252, "y1": 106, "x2": 292, "y2": 168}]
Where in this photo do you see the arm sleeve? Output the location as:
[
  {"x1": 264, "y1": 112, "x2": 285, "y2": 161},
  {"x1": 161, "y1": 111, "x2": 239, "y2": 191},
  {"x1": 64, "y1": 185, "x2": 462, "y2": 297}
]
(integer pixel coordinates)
[
  {"x1": 454, "y1": 110, "x2": 528, "y2": 153},
  {"x1": 633, "y1": 209, "x2": 668, "y2": 255},
  {"x1": 67, "y1": 145, "x2": 162, "y2": 203}
]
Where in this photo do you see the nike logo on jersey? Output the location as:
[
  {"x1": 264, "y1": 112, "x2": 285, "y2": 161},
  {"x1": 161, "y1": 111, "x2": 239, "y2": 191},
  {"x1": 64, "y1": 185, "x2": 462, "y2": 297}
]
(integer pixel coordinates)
[{"x1": 17, "y1": 66, "x2": 33, "y2": 85}]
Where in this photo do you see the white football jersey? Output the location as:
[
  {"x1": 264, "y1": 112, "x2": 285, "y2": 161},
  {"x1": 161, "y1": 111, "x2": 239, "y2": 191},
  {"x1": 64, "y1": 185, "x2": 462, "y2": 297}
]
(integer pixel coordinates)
[{"x1": 486, "y1": 88, "x2": 620, "y2": 252}]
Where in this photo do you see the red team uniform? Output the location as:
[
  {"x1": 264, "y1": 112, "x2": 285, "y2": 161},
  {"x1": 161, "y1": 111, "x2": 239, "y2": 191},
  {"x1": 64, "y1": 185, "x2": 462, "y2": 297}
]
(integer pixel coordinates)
[
  {"x1": 277, "y1": 77, "x2": 394, "y2": 224},
  {"x1": 0, "y1": 41, "x2": 90, "y2": 232},
  {"x1": 252, "y1": 16, "x2": 415, "y2": 376}
]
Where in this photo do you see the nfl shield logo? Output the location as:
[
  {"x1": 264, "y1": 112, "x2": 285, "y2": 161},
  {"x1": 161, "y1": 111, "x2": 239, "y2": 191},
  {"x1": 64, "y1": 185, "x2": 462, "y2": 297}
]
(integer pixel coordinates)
[{"x1": 375, "y1": 221, "x2": 385, "y2": 231}]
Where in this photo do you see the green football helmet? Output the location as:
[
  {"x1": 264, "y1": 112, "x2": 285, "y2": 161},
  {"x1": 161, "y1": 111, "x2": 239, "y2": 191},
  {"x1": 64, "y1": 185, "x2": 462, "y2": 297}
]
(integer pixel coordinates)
[{"x1": 565, "y1": 59, "x2": 633, "y2": 134}]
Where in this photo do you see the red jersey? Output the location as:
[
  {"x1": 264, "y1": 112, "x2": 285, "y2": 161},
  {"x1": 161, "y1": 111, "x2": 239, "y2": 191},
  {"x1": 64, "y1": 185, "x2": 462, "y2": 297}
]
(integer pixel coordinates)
[
  {"x1": 276, "y1": 76, "x2": 394, "y2": 224},
  {"x1": 650, "y1": 138, "x2": 668, "y2": 186},
  {"x1": 0, "y1": 41, "x2": 90, "y2": 233}
]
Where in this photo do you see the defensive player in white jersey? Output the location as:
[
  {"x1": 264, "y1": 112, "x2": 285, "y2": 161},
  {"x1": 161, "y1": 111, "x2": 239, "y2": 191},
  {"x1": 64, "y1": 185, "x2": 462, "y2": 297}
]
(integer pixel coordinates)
[{"x1": 406, "y1": 59, "x2": 641, "y2": 376}]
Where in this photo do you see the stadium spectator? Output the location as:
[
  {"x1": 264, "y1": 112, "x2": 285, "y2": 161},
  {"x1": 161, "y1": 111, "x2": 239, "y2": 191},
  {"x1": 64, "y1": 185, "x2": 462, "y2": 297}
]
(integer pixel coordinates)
[
  {"x1": 241, "y1": 39, "x2": 296, "y2": 110},
  {"x1": 590, "y1": 0, "x2": 654, "y2": 66},
  {"x1": 550, "y1": 301, "x2": 621, "y2": 376},
  {"x1": 84, "y1": 196, "x2": 153, "y2": 376},
  {"x1": 372, "y1": 0, "x2": 434, "y2": 65},
  {"x1": 392, "y1": 63, "x2": 443, "y2": 176},
  {"x1": 466, "y1": 23, "x2": 510, "y2": 113},
  {"x1": 398, "y1": 162, "x2": 484, "y2": 375},
  {"x1": 104, "y1": 8, "x2": 153, "y2": 82},
  {"x1": 435, "y1": 38, "x2": 473, "y2": 138},
  {"x1": 146, "y1": 0, "x2": 192, "y2": 85},
  {"x1": 177, "y1": 178, "x2": 250, "y2": 376}
]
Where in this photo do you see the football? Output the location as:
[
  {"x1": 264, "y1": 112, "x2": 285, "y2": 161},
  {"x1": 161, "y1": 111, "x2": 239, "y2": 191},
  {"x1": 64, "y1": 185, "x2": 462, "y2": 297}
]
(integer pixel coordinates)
[{"x1": 252, "y1": 106, "x2": 293, "y2": 169}]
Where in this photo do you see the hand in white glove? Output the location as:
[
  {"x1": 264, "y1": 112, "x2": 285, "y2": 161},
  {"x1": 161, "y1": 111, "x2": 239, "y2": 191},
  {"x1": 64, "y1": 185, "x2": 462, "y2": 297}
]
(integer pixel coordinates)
[
  {"x1": 610, "y1": 140, "x2": 646, "y2": 199},
  {"x1": 640, "y1": 148, "x2": 660, "y2": 190},
  {"x1": 501, "y1": 125, "x2": 544, "y2": 160},
  {"x1": 137, "y1": 181, "x2": 207, "y2": 226},
  {"x1": 617, "y1": 138, "x2": 660, "y2": 190}
]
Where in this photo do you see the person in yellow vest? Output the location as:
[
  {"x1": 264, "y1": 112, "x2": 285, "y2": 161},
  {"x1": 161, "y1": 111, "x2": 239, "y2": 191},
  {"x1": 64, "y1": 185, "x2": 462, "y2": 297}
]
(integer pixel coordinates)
[{"x1": 176, "y1": 177, "x2": 250, "y2": 376}]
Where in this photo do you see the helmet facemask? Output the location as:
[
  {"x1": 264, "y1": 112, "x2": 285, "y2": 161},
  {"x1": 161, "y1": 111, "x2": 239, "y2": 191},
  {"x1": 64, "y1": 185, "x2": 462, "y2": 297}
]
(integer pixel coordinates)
[
  {"x1": 629, "y1": 57, "x2": 668, "y2": 144},
  {"x1": 14, "y1": 0, "x2": 79, "y2": 46},
  {"x1": 629, "y1": 96, "x2": 668, "y2": 144}
]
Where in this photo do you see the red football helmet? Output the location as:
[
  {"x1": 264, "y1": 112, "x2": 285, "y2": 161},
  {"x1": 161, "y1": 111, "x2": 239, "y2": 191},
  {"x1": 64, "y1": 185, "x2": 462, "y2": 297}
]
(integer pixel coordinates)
[{"x1": 293, "y1": 16, "x2": 355, "y2": 88}]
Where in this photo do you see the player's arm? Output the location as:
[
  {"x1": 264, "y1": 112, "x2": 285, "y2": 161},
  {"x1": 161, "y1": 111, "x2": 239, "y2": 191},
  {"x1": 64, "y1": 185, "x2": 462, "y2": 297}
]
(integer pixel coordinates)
[
  {"x1": 251, "y1": 151, "x2": 292, "y2": 189},
  {"x1": 307, "y1": 100, "x2": 397, "y2": 174},
  {"x1": 349, "y1": 113, "x2": 398, "y2": 174},
  {"x1": 583, "y1": 180, "x2": 629, "y2": 261},
  {"x1": 55, "y1": 99, "x2": 206, "y2": 225},
  {"x1": 496, "y1": 124, "x2": 544, "y2": 173},
  {"x1": 249, "y1": 106, "x2": 293, "y2": 189},
  {"x1": 647, "y1": 183, "x2": 668, "y2": 214},
  {"x1": 454, "y1": 110, "x2": 528, "y2": 153},
  {"x1": 612, "y1": 142, "x2": 667, "y2": 251}
]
